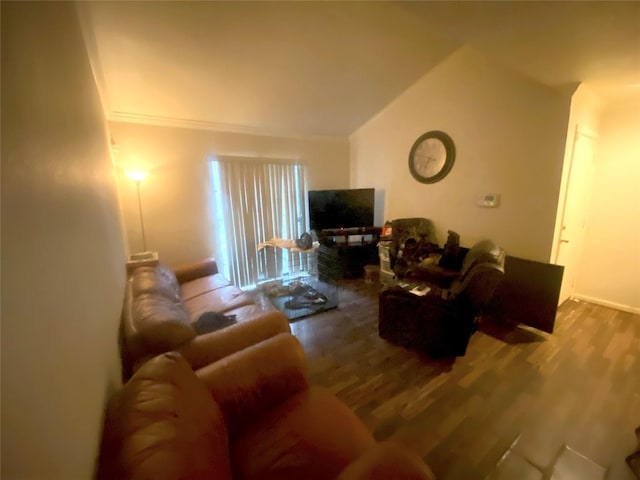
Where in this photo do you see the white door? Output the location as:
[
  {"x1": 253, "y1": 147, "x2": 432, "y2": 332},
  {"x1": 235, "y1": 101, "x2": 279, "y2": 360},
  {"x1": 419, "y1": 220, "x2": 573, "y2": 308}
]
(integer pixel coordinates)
[{"x1": 556, "y1": 132, "x2": 596, "y2": 304}]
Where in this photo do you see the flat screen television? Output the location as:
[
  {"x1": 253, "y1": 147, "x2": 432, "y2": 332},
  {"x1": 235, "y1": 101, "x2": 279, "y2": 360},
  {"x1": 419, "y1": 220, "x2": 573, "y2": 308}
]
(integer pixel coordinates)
[{"x1": 308, "y1": 188, "x2": 375, "y2": 231}]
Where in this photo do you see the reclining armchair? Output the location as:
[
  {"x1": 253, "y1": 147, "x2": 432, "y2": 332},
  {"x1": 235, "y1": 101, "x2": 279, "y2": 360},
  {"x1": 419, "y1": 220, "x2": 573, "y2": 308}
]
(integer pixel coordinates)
[{"x1": 379, "y1": 240, "x2": 506, "y2": 358}]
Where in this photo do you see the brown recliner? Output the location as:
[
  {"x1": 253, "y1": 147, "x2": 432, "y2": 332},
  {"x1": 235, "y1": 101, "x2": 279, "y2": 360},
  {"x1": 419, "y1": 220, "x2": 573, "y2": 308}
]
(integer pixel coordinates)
[
  {"x1": 98, "y1": 334, "x2": 436, "y2": 479},
  {"x1": 379, "y1": 240, "x2": 506, "y2": 358}
]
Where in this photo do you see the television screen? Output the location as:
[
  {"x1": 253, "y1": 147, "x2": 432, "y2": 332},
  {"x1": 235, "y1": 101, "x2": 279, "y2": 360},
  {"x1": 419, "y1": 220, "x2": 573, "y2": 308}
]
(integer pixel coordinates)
[{"x1": 308, "y1": 188, "x2": 375, "y2": 231}]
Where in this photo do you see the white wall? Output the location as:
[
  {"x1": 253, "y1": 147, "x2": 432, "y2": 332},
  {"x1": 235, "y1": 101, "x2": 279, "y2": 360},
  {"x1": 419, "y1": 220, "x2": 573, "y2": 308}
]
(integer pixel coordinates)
[
  {"x1": 574, "y1": 98, "x2": 640, "y2": 312},
  {"x1": 109, "y1": 121, "x2": 350, "y2": 266},
  {"x1": 350, "y1": 46, "x2": 572, "y2": 262},
  {"x1": 1, "y1": 2, "x2": 127, "y2": 478}
]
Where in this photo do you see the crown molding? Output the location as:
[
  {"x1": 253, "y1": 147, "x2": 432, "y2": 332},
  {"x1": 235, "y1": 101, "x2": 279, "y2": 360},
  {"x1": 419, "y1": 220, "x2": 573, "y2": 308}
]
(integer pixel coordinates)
[{"x1": 107, "y1": 111, "x2": 347, "y2": 142}]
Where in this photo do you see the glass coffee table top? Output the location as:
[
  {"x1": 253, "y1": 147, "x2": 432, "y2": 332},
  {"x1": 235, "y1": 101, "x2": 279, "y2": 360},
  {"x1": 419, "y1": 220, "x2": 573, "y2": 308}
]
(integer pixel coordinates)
[{"x1": 262, "y1": 274, "x2": 338, "y2": 321}]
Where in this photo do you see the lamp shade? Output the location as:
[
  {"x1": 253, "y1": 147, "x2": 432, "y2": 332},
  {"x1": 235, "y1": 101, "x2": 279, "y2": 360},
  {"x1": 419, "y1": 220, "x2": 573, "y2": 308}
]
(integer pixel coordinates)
[{"x1": 125, "y1": 170, "x2": 148, "y2": 182}]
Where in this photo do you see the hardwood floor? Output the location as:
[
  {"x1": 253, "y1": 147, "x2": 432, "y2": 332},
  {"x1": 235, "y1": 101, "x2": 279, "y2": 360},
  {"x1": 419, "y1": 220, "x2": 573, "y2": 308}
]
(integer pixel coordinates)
[{"x1": 289, "y1": 279, "x2": 640, "y2": 479}]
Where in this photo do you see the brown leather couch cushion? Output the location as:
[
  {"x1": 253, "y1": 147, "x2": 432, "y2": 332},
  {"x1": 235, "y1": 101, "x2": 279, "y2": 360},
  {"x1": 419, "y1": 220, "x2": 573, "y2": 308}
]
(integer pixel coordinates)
[
  {"x1": 178, "y1": 314, "x2": 291, "y2": 370},
  {"x1": 98, "y1": 352, "x2": 232, "y2": 480},
  {"x1": 196, "y1": 333, "x2": 309, "y2": 435},
  {"x1": 231, "y1": 386, "x2": 375, "y2": 480},
  {"x1": 180, "y1": 273, "x2": 232, "y2": 301},
  {"x1": 130, "y1": 294, "x2": 195, "y2": 351},
  {"x1": 337, "y1": 441, "x2": 436, "y2": 479},
  {"x1": 131, "y1": 264, "x2": 181, "y2": 301},
  {"x1": 173, "y1": 257, "x2": 219, "y2": 284},
  {"x1": 222, "y1": 303, "x2": 282, "y2": 323},
  {"x1": 183, "y1": 285, "x2": 254, "y2": 320}
]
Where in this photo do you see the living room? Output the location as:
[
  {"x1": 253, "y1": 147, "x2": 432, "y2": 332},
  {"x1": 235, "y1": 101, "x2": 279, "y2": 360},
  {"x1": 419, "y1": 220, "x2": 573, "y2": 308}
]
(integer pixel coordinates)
[{"x1": 2, "y1": 1, "x2": 639, "y2": 479}]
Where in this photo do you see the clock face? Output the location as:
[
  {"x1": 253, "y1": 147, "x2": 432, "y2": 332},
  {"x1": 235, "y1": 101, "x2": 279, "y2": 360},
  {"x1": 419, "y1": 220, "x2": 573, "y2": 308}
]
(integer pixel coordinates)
[
  {"x1": 409, "y1": 130, "x2": 455, "y2": 184},
  {"x1": 413, "y1": 138, "x2": 447, "y2": 178}
]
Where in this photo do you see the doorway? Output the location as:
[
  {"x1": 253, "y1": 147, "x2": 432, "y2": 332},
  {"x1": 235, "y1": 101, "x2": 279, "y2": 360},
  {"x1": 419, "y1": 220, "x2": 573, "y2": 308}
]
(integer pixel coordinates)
[{"x1": 554, "y1": 126, "x2": 597, "y2": 305}]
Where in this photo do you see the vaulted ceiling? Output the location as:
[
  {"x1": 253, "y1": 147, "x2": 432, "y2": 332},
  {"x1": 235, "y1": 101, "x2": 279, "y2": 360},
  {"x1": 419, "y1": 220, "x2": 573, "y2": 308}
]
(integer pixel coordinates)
[{"x1": 79, "y1": 1, "x2": 640, "y2": 138}]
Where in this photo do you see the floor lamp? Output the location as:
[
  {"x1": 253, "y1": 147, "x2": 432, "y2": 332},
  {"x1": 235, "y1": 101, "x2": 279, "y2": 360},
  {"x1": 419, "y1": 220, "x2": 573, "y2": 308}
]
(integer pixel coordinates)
[{"x1": 125, "y1": 170, "x2": 149, "y2": 252}]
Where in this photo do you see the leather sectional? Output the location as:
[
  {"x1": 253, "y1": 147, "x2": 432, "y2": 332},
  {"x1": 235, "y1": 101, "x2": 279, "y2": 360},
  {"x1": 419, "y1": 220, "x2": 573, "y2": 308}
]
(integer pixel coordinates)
[{"x1": 101, "y1": 257, "x2": 436, "y2": 479}]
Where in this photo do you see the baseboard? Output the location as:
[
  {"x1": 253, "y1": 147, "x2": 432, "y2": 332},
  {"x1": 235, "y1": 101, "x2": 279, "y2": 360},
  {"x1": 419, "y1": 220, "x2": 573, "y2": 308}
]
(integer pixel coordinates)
[{"x1": 572, "y1": 294, "x2": 640, "y2": 315}]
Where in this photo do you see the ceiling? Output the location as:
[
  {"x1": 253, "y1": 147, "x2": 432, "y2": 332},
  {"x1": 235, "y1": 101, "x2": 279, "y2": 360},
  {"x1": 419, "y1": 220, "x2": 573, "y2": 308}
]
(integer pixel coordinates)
[{"x1": 79, "y1": 1, "x2": 640, "y2": 138}]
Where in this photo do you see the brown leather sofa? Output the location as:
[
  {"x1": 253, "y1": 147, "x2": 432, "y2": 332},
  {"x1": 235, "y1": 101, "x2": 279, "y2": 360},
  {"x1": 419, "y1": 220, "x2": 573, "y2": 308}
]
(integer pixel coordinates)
[
  {"x1": 121, "y1": 258, "x2": 290, "y2": 377},
  {"x1": 98, "y1": 334, "x2": 436, "y2": 480}
]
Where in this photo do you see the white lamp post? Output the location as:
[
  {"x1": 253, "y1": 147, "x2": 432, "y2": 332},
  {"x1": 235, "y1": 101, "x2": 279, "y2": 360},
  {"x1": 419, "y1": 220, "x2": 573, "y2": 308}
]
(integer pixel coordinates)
[{"x1": 125, "y1": 170, "x2": 149, "y2": 252}]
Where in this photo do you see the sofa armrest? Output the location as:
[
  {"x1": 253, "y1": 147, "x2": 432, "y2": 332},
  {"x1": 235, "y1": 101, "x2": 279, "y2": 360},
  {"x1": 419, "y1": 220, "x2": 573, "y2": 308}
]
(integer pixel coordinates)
[
  {"x1": 177, "y1": 311, "x2": 290, "y2": 369},
  {"x1": 337, "y1": 441, "x2": 436, "y2": 479},
  {"x1": 172, "y1": 257, "x2": 219, "y2": 284},
  {"x1": 195, "y1": 333, "x2": 310, "y2": 436},
  {"x1": 98, "y1": 352, "x2": 233, "y2": 480}
]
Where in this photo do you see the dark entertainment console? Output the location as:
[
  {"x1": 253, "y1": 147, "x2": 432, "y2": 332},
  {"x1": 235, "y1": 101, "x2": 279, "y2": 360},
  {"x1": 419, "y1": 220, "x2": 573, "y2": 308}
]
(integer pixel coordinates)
[{"x1": 316, "y1": 227, "x2": 382, "y2": 280}]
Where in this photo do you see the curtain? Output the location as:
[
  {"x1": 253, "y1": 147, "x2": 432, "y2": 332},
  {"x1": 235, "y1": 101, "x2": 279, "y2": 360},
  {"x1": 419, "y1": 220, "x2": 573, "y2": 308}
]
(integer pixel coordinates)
[{"x1": 210, "y1": 156, "x2": 308, "y2": 288}]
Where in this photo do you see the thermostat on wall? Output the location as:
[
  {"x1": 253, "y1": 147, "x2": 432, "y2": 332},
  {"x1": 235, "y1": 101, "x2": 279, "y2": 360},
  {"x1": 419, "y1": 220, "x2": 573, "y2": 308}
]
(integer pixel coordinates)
[{"x1": 476, "y1": 193, "x2": 501, "y2": 208}]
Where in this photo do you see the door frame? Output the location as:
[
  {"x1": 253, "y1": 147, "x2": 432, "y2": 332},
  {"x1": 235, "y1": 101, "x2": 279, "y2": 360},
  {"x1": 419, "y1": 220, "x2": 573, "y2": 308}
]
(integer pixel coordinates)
[{"x1": 553, "y1": 123, "x2": 598, "y2": 303}]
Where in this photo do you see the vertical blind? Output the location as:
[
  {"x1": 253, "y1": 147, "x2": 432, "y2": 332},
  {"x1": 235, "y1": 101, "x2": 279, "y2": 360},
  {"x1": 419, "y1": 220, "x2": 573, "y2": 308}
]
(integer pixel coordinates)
[{"x1": 210, "y1": 156, "x2": 307, "y2": 288}]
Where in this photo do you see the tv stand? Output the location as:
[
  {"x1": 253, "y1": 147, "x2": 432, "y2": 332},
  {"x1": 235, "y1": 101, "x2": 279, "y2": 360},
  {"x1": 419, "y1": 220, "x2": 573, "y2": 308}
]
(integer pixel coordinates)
[{"x1": 316, "y1": 227, "x2": 382, "y2": 279}]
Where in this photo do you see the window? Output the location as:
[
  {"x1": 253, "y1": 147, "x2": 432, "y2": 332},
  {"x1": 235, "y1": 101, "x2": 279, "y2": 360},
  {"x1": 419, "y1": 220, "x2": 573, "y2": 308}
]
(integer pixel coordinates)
[{"x1": 210, "y1": 156, "x2": 307, "y2": 288}]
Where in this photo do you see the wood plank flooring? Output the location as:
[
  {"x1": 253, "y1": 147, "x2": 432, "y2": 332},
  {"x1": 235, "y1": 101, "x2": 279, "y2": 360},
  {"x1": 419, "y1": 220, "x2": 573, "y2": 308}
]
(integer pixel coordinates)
[{"x1": 289, "y1": 279, "x2": 640, "y2": 479}]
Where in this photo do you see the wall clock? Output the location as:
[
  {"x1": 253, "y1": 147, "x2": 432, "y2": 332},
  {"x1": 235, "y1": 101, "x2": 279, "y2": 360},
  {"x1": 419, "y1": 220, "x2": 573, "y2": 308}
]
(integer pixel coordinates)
[{"x1": 408, "y1": 130, "x2": 455, "y2": 184}]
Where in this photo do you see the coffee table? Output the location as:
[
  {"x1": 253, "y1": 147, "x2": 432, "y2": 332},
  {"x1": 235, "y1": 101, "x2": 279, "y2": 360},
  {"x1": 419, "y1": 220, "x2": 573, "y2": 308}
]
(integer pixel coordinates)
[
  {"x1": 263, "y1": 273, "x2": 338, "y2": 321},
  {"x1": 257, "y1": 248, "x2": 338, "y2": 321}
]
